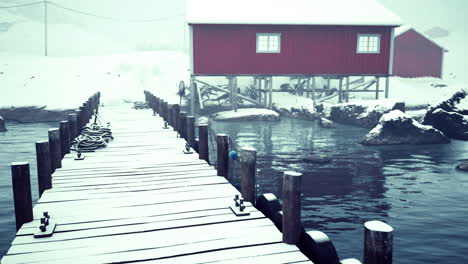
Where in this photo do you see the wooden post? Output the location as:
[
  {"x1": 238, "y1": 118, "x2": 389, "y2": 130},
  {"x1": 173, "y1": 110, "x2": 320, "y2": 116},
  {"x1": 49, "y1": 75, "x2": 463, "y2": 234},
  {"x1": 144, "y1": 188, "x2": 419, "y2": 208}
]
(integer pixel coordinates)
[
  {"x1": 258, "y1": 78, "x2": 262, "y2": 104},
  {"x1": 75, "y1": 110, "x2": 82, "y2": 133},
  {"x1": 385, "y1": 76, "x2": 390, "y2": 99},
  {"x1": 11, "y1": 162, "x2": 33, "y2": 231},
  {"x1": 306, "y1": 77, "x2": 310, "y2": 98},
  {"x1": 167, "y1": 105, "x2": 173, "y2": 127},
  {"x1": 216, "y1": 134, "x2": 229, "y2": 178},
  {"x1": 36, "y1": 141, "x2": 52, "y2": 197},
  {"x1": 282, "y1": 171, "x2": 302, "y2": 244},
  {"x1": 190, "y1": 75, "x2": 196, "y2": 115},
  {"x1": 268, "y1": 76, "x2": 273, "y2": 110},
  {"x1": 233, "y1": 76, "x2": 238, "y2": 112},
  {"x1": 173, "y1": 104, "x2": 180, "y2": 132},
  {"x1": 0, "y1": 115, "x2": 6, "y2": 132},
  {"x1": 48, "y1": 128, "x2": 61, "y2": 172},
  {"x1": 59, "y1": 121, "x2": 70, "y2": 156},
  {"x1": 327, "y1": 77, "x2": 331, "y2": 90},
  {"x1": 338, "y1": 77, "x2": 343, "y2": 103},
  {"x1": 375, "y1": 77, "x2": 380, "y2": 100},
  {"x1": 67, "y1": 113, "x2": 78, "y2": 139},
  {"x1": 346, "y1": 76, "x2": 350, "y2": 102},
  {"x1": 162, "y1": 101, "x2": 168, "y2": 121},
  {"x1": 263, "y1": 77, "x2": 268, "y2": 107},
  {"x1": 155, "y1": 97, "x2": 160, "y2": 115},
  {"x1": 364, "y1": 220, "x2": 393, "y2": 264},
  {"x1": 312, "y1": 77, "x2": 316, "y2": 108},
  {"x1": 159, "y1": 100, "x2": 165, "y2": 118},
  {"x1": 240, "y1": 147, "x2": 256, "y2": 204},
  {"x1": 186, "y1": 116, "x2": 195, "y2": 147},
  {"x1": 179, "y1": 112, "x2": 187, "y2": 140},
  {"x1": 228, "y1": 77, "x2": 234, "y2": 111},
  {"x1": 198, "y1": 124, "x2": 209, "y2": 163}
]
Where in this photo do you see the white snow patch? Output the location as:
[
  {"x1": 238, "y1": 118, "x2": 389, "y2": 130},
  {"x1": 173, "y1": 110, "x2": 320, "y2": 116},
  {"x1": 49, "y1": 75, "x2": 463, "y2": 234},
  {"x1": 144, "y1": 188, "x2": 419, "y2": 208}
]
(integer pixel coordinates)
[
  {"x1": 212, "y1": 108, "x2": 279, "y2": 121},
  {"x1": 187, "y1": 0, "x2": 402, "y2": 26}
]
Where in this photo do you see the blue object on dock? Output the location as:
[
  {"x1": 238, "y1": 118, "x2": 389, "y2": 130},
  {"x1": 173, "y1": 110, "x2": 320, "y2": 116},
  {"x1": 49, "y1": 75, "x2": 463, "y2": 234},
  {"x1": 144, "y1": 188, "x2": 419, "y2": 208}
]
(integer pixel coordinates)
[{"x1": 229, "y1": 150, "x2": 238, "y2": 161}]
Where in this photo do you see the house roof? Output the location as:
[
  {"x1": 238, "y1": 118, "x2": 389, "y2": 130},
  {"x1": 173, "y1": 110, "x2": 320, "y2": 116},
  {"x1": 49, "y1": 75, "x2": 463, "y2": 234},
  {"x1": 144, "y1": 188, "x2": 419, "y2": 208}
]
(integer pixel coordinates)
[
  {"x1": 186, "y1": 0, "x2": 402, "y2": 26},
  {"x1": 394, "y1": 26, "x2": 448, "y2": 52}
]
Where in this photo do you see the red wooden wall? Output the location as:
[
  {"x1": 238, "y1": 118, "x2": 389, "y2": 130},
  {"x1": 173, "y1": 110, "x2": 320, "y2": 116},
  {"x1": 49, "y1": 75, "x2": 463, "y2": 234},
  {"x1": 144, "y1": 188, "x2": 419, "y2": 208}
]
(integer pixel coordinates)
[
  {"x1": 393, "y1": 29, "x2": 444, "y2": 78},
  {"x1": 191, "y1": 24, "x2": 393, "y2": 75}
]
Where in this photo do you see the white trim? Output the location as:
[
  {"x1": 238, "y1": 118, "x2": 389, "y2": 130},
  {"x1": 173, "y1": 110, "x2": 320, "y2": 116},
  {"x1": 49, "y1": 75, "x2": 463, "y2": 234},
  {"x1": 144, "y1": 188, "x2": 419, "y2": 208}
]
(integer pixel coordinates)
[
  {"x1": 389, "y1": 27, "x2": 395, "y2": 75},
  {"x1": 189, "y1": 25, "x2": 194, "y2": 75},
  {"x1": 256, "y1": 33, "x2": 281, "y2": 53},
  {"x1": 356, "y1": 34, "x2": 381, "y2": 54}
]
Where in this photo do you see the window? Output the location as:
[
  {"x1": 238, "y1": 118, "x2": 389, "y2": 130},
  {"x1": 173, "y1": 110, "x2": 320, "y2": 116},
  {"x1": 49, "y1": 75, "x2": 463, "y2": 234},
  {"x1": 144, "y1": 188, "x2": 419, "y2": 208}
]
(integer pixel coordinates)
[
  {"x1": 256, "y1": 33, "x2": 281, "y2": 53},
  {"x1": 357, "y1": 34, "x2": 381, "y2": 53}
]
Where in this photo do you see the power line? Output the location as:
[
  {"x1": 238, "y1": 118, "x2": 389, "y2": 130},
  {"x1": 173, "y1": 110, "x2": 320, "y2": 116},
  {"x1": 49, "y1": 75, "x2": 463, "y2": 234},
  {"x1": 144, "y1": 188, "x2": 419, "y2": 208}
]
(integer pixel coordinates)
[
  {"x1": 48, "y1": 1, "x2": 184, "y2": 23},
  {"x1": 0, "y1": 1, "x2": 43, "y2": 9}
]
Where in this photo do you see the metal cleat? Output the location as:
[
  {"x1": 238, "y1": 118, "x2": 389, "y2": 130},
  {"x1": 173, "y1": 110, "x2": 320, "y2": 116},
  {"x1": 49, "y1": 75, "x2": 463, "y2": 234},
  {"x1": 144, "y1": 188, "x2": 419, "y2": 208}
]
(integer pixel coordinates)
[
  {"x1": 74, "y1": 151, "x2": 85, "y2": 160},
  {"x1": 34, "y1": 212, "x2": 56, "y2": 238},
  {"x1": 183, "y1": 143, "x2": 193, "y2": 154},
  {"x1": 230, "y1": 194, "x2": 250, "y2": 216}
]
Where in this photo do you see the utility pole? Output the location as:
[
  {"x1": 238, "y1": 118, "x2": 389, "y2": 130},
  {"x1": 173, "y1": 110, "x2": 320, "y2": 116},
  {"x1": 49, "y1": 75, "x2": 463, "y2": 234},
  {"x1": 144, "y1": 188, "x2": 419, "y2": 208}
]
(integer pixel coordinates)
[{"x1": 44, "y1": 0, "x2": 48, "y2": 56}]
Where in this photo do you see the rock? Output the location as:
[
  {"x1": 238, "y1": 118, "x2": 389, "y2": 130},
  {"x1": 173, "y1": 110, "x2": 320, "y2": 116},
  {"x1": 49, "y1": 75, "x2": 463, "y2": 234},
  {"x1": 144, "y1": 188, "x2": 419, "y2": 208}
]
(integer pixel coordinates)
[
  {"x1": 422, "y1": 90, "x2": 468, "y2": 140},
  {"x1": 0, "y1": 115, "x2": 6, "y2": 132},
  {"x1": 330, "y1": 100, "x2": 405, "y2": 128},
  {"x1": 212, "y1": 108, "x2": 280, "y2": 121},
  {"x1": 361, "y1": 110, "x2": 450, "y2": 145},
  {"x1": 196, "y1": 116, "x2": 211, "y2": 126},
  {"x1": 456, "y1": 161, "x2": 468, "y2": 172},
  {"x1": 318, "y1": 117, "x2": 335, "y2": 128}
]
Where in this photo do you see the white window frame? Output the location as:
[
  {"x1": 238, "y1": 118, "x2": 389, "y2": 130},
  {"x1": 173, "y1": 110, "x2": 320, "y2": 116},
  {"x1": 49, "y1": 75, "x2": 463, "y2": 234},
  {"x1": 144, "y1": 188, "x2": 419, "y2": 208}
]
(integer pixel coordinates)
[
  {"x1": 256, "y1": 33, "x2": 281, "y2": 53},
  {"x1": 356, "y1": 34, "x2": 381, "y2": 54}
]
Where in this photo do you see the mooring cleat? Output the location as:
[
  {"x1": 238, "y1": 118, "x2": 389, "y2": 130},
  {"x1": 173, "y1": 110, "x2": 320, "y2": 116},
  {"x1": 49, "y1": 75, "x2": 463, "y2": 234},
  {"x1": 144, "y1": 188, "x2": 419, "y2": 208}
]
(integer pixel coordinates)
[{"x1": 74, "y1": 151, "x2": 85, "y2": 160}]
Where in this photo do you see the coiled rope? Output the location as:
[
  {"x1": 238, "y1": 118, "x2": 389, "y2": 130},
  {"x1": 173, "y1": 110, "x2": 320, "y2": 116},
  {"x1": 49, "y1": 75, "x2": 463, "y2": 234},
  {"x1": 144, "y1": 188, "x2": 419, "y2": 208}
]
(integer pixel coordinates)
[{"x1": 71, "y1": 124, "x2": 113, "y2": 153}]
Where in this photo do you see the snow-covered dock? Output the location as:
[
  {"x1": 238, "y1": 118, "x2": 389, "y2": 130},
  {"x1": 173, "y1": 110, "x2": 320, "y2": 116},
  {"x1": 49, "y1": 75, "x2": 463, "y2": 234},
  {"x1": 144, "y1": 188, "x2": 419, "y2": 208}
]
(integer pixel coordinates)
[{"x1": 0, "y1": 97, "x2": 312, "y2": 263}]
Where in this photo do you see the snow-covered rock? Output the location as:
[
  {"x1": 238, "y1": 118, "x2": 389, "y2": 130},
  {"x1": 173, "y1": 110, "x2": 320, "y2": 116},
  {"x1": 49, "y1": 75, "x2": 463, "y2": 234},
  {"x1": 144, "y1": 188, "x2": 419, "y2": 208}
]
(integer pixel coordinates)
[
  {"x1": 318, "y1": 117, "x2": 335, "y2": 128},
  {"x1": 0, "y1": 107, "x2": 74, "y2": 123},
  {"x1": 457, "y1": 161, "x2": 468, "y2": 172},
  {"x1": 212, "y1": 108, "x2": 280, "y2": 121},
  {"x1": 196, "y1": 116, "x2": 210, "y2": 126},
  {"x1": 0, "y1": 115, "x2": 6, "y2": 131},
  {"x1": 329, "y1": 100, "x2": 405, "y2": 128},
  {"x1": 361, "y1": 110, "x2": 450, "y2": 145},
  {"x1": 422, "y1": 90, "x2": 468, "y2": 140}
]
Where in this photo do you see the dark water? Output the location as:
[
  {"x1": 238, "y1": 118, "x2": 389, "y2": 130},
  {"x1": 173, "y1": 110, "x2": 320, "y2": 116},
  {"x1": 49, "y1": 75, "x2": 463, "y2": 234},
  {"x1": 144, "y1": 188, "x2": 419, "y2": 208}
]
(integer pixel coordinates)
[
  {"x1": 0, "y1": 121, "x2": 56, "y2": 258},
  {"x1": 1, "y1": 119, "x2": 467, "y2": 263},
  {"x1": 208, "y1": 118, "x2": 468, "y2": 264}
]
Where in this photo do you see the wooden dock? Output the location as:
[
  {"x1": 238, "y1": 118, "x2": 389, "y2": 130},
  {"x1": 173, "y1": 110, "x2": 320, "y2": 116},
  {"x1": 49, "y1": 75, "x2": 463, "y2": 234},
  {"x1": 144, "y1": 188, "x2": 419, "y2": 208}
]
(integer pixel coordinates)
[{"x1": 1, "y1": 103, "x2": 312, "y2": 263}]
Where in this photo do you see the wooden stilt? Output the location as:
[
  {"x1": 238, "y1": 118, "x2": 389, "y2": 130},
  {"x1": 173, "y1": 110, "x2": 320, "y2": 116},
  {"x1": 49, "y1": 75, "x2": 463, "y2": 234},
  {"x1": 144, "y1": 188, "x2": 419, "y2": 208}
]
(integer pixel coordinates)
[
  {"x1": 375, "y1": 77, "x2": 380, "y2": 100},
  {"x1": 312, "y1": 77, "x2": 316, "y2": 109},
  {"x1": 338, "y1": 77, "x2": 343, "y2": 103},
  {"x1": 268, "y1": 76, "x2": 273, "y2": 110},
  {"x1": 385, "y1": 76, "x2": 390, "y2": 99},
  {"x1": 346, "y1": 76, "x2": 350, "y2": 102},
  {"x1": 233, "y1": 76, "x2": 238, "y2": 112},
  {"x1": 190, "y1": 75, "x2": 196, "y2": 115},
  {"x1": 306, "y1": 77, "x2": 311, "y2": 99}
]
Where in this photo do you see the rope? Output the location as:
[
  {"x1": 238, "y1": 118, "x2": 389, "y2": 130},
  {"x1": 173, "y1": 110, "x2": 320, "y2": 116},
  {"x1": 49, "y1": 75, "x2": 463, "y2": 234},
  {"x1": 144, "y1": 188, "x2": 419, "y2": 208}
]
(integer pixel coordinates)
[
  {"x1": 71, "y1": 123, "x2": 113, "y2": 153},
  {"x1": 47, "y1": 1, "x2": 184, "y2": 23},
  {"x1": 0, "y1": 1, "x2": 43, "y2": 8}
]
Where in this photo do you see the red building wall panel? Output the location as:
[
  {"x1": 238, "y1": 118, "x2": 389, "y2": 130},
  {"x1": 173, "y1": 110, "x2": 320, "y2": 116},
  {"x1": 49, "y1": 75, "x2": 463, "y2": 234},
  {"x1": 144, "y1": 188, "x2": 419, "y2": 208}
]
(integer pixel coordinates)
[
  {"x1": 393, "y1": 29, "x2": 443, "y2": 78},
  {"x1": 192, "y1": 24, "x2": 392, "y2": 75}
]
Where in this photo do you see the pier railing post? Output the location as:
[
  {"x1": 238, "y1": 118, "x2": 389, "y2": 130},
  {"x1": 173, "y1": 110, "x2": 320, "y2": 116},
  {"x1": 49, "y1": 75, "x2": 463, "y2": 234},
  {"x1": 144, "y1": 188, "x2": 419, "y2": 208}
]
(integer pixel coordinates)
[
  {"x1": 59, "y1": 121, "x2": 70, "y2": 157},
  {"x1": 36, "y1": 141, "x2": 52, "y2": 197},
  {"x1": 282, "y1": 171, "x2": 302, "y2": 244},
  {"x1": 186, "y1": 116, "x2": 195, "y2": 147},
  {"x1": 173, "y1": 104, "x2": 180, "y2": 132},
  {"x1": 179, "y1": 112, "x2": 187, "y2": 139},
  {"x1": 364, "y1": 220, "x2": 393, "y2": 264},
  {"x1": 75, "y1": 109, "x2": 82, "y2": 133},
  {"x1": 155, "y1": 97, "x2": 160, "y2": 115},
  {"x1": 167, "y1": 105, "x2": 174, "y2": 127},
  {"x1": 68, "y1": 113, "x2": 78, "y2": 139},
  {"x1": 11, "y1": 162, "x2": 33, "y2": 231},
  {"x1": 198, "y1": 124, "x2": 209, "y2": 163},
  {"x1": 159, "y1": 99, "x2": 165, "y2": 117},
  {"x1": 48, "y1": 128, "x2": 62, "y2": 172},
  {"x1": 162, "y1": 101, "x2": 168, "y2": 121},
  {"x1": 240, "y1": 147, "x2": 257, "y2": 204},
  {"x1": 216, "y1": 134, "x2": 229, "y2": 178}
]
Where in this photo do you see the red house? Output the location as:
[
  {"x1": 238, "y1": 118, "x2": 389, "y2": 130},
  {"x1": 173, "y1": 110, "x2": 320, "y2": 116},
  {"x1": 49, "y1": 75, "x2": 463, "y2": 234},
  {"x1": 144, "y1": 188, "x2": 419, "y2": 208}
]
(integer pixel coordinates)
[
  {"x1": 393, "y1": 26, "x2": 448, "y2": 79},
  {"x1": 187, "y1": 0, "x2": 401, "y2": 76}
]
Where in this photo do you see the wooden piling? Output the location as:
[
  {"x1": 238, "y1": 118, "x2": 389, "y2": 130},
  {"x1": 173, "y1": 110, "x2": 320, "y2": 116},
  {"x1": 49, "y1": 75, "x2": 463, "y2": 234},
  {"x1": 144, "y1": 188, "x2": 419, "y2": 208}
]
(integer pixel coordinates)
[
  {"x1": 59, "y1": 121, "x2": 70, "y2": 156},
  {"x1": 216, "y1": 134, "x2": 229, "y2": 178},
  {"x1": 346, "y1": 77, "x2": 350, "y2": 102},
  {"x1": 11, "y1": 162, "x2": 33, "y2": 231},
  {"x1": 173, "y1": 104, "x2": 180, "y2": 132},
  {"x1": 167, "y1": 105, "x2": 173, "y2": 127},
  {"x1": 0, "y1": 115, "x2": 6, "y2": 132},
  {"x1": 256, "y1": 193, "x2": 281, "y2": 220},
  {"x1": 338, "y1": 78, "x2": 343, "y2": 103},
  {"x1": 67, "y1": 114, "x2": 78, "y2": 139},
  {"x1": 364, "y1": 220, "x2": 393, "y2": 264},
  {"x1": 282, "y1": 171, "x2": 302, "y2": 244},
  {"x1": 48, "y1": 128, "x2": 61, "y2": 172},
  {"x1": 268, "y1": 76, "x2": 273, "y2": 110},
  {"x1": 75, "y1": 110, "x2": 82, "y2": 133},
  {"x1": 162, "y1": 101, "x2": 168, "y2": 121},
  {"x1": 179, "y1": 112, "x2": 188, "y2": 139},
  {"x1": 385, "y1": 76, "x2": 390, "y2": 99},
  {"x1": 375, "y1": 77, "x2": 380, "y2": 100},
  {"x1": 155, "y1": 97, "x2": 160, "y2": 115},
  {"x1": 186, "y1": 116, "x2": 195, "y2": 147},
  {"x1": 159, "y1": 100, "x2": 165, "y2": 117},
  {"x1": 312, "y1": 77, "x2": 316, "y2": 108},
  {"x1": 36, "y1": 141, "x2": 52, "y2": 197},
  {"x1": 198, "y1": 124, "x2": 209, "y2": 163},
  {"x1": 240, "y1": 147, "x2": 257, "y2": 204}
]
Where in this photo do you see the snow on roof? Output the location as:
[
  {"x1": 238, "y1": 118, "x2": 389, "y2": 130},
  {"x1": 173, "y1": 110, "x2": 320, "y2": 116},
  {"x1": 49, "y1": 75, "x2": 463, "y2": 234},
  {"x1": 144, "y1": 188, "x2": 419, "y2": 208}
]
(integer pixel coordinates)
[
  {"x1": 186, "y1": 0, "x2": 402, "y2": 26},
  {"x1": 394, "y1": 25, "x2": 448, "y2": 51}
]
